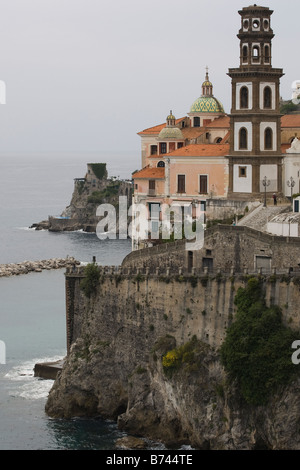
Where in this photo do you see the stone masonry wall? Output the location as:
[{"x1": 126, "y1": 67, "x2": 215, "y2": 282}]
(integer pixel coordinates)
[
  {"x1": 122, "y1": 224, "x2": 300, "y2": 275},
  {"x1": 65, "y1": 266, "x2": 300, "y2": 354}
]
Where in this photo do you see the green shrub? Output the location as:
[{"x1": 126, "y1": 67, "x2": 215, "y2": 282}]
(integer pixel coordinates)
[
  {"x1": 80, "y1": 263, "x2": 100, "y2": 298},
  {"x1": 220, "y1": 277, "x2": 300, "y2": 405},
  {"x1": 88, "y1": 191, "x2": 103, "y2": 204},
  {"x1": 162, "y1": 335, "x2": 202, "y2": 377}
]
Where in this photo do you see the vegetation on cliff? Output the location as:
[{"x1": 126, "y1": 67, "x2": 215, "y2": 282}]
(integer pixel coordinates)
[
  {"x1": 80, "y1": 263, "x2": 100, "y2": 298},
  {"x1": 162, "y1": 335, "x2": 210, "y2": 377},
  {"x1": 220, "y1": 277, "x2": 300, "y2": 406}
]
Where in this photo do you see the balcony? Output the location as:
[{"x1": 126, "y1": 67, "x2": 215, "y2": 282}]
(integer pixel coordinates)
[{"x1": 148, "y1": 189, "x2": 156, "y2": 196}]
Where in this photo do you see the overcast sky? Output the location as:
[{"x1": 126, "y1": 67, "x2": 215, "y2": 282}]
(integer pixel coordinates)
[{"x1": 0, "y1": 0, "x2": 298, "y2": 156}]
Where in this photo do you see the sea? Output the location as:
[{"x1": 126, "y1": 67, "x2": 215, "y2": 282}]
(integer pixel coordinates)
[{"x1": 0, "y1": 151, "x2": 148, "y2": 450}]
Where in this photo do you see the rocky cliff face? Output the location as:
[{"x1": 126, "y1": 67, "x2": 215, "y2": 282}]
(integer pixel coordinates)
[
  {"x1": 32, "y1": 163, "x2": 132, "y2": 232},
  {"x1": 45, "y1": 330, "x2": 300, "y2": 450},
  {"x1": 45, "y1": 273, "x2": 300, "y2": 450}
]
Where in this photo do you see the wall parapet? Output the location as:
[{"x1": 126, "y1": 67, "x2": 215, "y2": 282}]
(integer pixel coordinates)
[{"x1": 65, "y1": 263, "x2": 298, "y2": 279}]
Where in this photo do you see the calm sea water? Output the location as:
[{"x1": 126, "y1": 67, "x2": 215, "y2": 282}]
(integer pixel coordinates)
[{"x1": 0, "y1": 151, "x2": 140, "y2": 450}]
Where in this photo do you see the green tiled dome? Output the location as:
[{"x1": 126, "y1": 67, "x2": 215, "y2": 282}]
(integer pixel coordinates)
[{"x1": 190, "y1": 96, "x2": 225, "y2": 114}]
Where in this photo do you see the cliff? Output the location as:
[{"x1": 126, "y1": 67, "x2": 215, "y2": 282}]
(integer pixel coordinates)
[
  {"x1": 45, "y1": 265, "x2": 300, "y2": 450},
  {"x1": 32, "y1": 163, "x2": 132, "y2": 232}
]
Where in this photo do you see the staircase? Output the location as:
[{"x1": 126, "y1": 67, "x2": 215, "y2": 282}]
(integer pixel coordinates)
[{"x1": 237, "y1": 203, "x2": 291, "y2": 232}]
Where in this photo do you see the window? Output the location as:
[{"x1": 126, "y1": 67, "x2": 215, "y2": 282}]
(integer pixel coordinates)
[
  {"x1": 177, "y1": 174, "x2": 185, "y2": 193},
  {"x1": 263, "y1": 86, "x2": 272, "y2": 108},
  {"x1": 264, "y1": 45, "x2": 270, "y2": 63},
  {"x1": 177, "y1": 142, "x2": 183, "y2": 149},
  {"x1": 242, "y1": 45, "x2": 248, "y2": 62},
  {"x1": 188, "y1": 251, "x2": 193, "y2": 273},
  {"x1": 149, "y1": 203, "x2": 160, "y2": 221},
  {"x1": 199, "y1": 175, "x2": 208, "y2": 194},
  {"x1": 149, "y1": 180, "x2": 155, "y2": 190},
  {"x1": 239, "y1": 166, "x2": 247, "y2": 178},
  {"x1": 252, "y1": 46, "x2": 260, "y2": 62},
  {"x1": 239, "y1": 128, "x2": 248, "y2": 149},
  {"x1": 150, "y1": 145, "x2": 157, "y2": 155},
  {"x1": 194, "y1": 117, "x2": 200, "y2": 127},
  {"x1": 157, "y1": 161, "x2": 165, "y2": 168},
  {"x1": 264, "y1": 128, "x2": 273, "y2": 149},
  {"x1": 240, "y1": 86, "x2": 249, "y2": 109},
  {"x1": 160, "y1": 142, "x2": 167, "y2": 154}
]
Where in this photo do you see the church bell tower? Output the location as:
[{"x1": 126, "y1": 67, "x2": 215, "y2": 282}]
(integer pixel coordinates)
[{"x1": 227, "y1": 5, "x2": 284, "y2": 198}]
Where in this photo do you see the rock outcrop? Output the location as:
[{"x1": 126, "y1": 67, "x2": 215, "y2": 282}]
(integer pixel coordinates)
[{"x1": 31, "y1": 163, "x2": 132, "y2": 232}]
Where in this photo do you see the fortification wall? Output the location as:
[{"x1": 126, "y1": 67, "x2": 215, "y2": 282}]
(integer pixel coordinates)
[
  {"x1": 65, "y1": 266, "x2": 300, "y2": 355},
  {"x1": 122, "y1": 225, "x2": 300, "y2": 274}
]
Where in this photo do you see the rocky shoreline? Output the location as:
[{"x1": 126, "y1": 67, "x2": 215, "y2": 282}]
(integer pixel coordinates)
[{"x1": 0, "y1": 257, "x2": 80, "y2": 278}]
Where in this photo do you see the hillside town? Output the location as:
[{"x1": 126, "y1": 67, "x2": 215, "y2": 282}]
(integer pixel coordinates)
[{"x1": 132, "y1": 4, "x2": 300, "y2": 250}]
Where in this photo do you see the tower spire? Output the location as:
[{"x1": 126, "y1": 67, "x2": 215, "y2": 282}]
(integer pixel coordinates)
[{"x1": 202, "y1": 67, "x2": 213, "y2": 97}]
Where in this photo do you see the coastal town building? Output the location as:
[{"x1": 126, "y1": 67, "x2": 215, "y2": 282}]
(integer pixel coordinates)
[{"x1": 132, "y1": 4, "x2": 300, "y2": 249}]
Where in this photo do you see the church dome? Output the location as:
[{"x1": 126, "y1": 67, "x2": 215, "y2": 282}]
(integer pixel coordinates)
[
  {"x1": 157, "y1": 110, "x2": 184, "y2": 140},
  {"x1": 190, "y1": 68, "x2": 225, "y2": 114},
  {"x1": 190, "y1": 96, "x2": 225, "y2": 114},
  {"x1": 166, "y1": 111, "x2": 176, "y2": 121},
  {"x1": 158, "y1": 126, "x2": 184, "y2": 140}
]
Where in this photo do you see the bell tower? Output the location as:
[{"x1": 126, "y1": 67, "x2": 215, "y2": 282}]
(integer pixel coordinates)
[{"x1": 227, "y1": 5, "x2": 284, "y2": 198}]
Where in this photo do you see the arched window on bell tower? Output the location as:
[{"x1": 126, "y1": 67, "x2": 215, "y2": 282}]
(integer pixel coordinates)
[
  {"x1": 252, "y1": 45, "x2": 260, "y2": 63},
  {"x1": 263, "y1": 86, "x2": 272, "y2": 109},
  {"x1": 242, "y1": 45, "x2": 248, "y2": 64},
  {"x1": 240, "y1": 87, "x2": 249, "y2": 109},
  {"x1": 239, "y1": 128, "x2": 248, "y2": 150},
  {"x1": 264, "y1": 44, "x2": 270, "y2": 64},
  {"x1": 264, "y1": 127, "x2": 273, "y2": 150}
]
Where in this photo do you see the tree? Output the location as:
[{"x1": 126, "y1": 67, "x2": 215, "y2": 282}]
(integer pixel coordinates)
[{"x1": 220, "y1": 277, "x2": 300, "y2": 405}]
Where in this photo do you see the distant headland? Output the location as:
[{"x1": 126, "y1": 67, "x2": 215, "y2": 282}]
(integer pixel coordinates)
[{"x1": 31, "y1": 163, "x2": 132, "y2": 233}]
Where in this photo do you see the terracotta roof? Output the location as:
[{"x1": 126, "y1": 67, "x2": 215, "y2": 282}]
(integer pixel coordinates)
[
  {"x1": 167, "y1": 143, "x2": 230, "y2": 157},
  {"x1": 220, "y1": 131, "x2": 230, "y2": 144},
  {"x1": 132, "y1": 167, "x2": 165, "y2": 179},
  {"x1": 138, "y1": 118, "x2": 185, "y2": 136},
  {"x1": 281, "y1": 114, "x2": 300, "y2": 128},
  {"x1": 205, "y1": 116, "x2": 230, "y2": 128},
  {"x1": 181, "y1": 127, "x2": 206, "y2": 139}
]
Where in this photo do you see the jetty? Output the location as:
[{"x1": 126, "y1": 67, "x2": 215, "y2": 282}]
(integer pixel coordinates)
[
  {"x1": 34, "y1": 359, "x2": 64, "y2": 380},
  {"x1": 0, "y1": 257, "x2": 80, "y2": 278}
]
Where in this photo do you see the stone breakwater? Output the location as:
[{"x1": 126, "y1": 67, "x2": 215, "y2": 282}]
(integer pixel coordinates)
[{"x1": 0, "y1": 257, "x2": 80, "y2": 278}]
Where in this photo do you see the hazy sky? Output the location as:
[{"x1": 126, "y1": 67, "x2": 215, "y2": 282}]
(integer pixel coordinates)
[{"x1": 0, "y1": 0, "x2": 298, "y2": 156}]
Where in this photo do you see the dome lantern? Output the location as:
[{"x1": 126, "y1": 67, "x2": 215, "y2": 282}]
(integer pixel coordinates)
[
  {"x1": 189, "y1": 69, "x2": 225, "y2": 121},
  {"x1": 157, "y1": 110, "x2": 184, "y2": 141}
]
